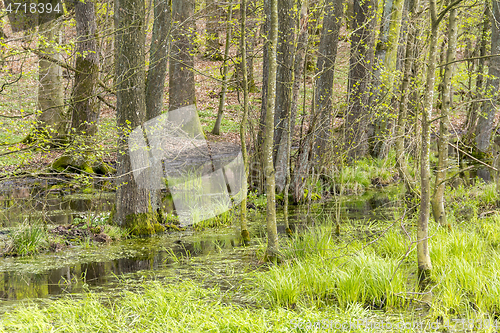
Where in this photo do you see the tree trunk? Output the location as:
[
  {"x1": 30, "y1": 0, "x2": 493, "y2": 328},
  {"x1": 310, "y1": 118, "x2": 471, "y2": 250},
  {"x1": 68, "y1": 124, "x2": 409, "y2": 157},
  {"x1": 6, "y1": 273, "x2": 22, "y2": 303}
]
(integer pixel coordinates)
[
  {"x1": 205, "y1": 0, "x2": 222, "y2": 59},
  {"x1": 252, "y1": 0, "x2": 271, "y2": 193},
  {"x1": 369, "y1": 0, "x2": 404, "y2": 158},
  {"x1": 240, "y1": 0, "x2": 250, "y2": 242},
  {"x1": 475, "y1": 0, "x2": 500, "y2": 153},
  {"x1": 264, "y1": 0, "x2": 279, "y2": 260},
  {"x1": 431, "y1": 2, "x2": 457, "y2": 226},
  {"x1": 169, "y1": 0, "x2": 196, "y2": 111},
  {"x1": 212, "y1": 3, "x2": 233, "y2": 135},
  {"x1": 418, "y1": 0, "x2": 437, "y2": 281},
  {"x1": 313, "y1": 0, "x2": 343, "y2": 166},
  {"x1": 395, "y1": 0, "x2": 419, "y2": 192},
  {"x1": 345, "y1": 0, "x2": 376, "y2": 159},
  {"x1": 273, "y1": 0, "x2": 296, "y2": 193},
  {"x1": 145, "y1": 0, "x2": 171, "y2": 120},
  {"x1": 71, "y1": 0, "x2": 99, "y2": 136},
  {"x1": 289, "y1": 0, "x2": 308, "y2": 204},
  {"x1": 115, "y1": 0, "x2": 151, "y2": 229},
  {"x1": 465, "y1": 6, "x2": 489, "y2": 142},
  {"x1": 37, "y1": 21, "x2": 65, "y2": 141}
]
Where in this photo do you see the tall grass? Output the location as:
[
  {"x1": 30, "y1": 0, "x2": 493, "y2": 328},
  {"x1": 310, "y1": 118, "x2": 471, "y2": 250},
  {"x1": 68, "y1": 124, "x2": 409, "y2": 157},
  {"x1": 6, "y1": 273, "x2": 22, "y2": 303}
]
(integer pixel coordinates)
[{"x1": 0, "y1": 280, "x2": 367, "y2": 332}]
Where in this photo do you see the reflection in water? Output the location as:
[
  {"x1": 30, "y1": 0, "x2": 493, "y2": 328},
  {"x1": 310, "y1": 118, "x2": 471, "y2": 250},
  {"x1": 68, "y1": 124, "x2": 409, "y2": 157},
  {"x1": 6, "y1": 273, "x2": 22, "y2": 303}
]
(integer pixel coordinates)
[{"x1": 0, "y1": 185, "x2": 400, "y2": 307}]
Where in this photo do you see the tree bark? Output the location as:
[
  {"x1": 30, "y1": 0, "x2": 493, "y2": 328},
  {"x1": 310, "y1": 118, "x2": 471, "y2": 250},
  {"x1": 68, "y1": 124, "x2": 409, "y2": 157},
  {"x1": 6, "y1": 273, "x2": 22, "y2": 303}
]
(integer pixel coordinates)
[
  {"x1": 145, "y1": 0, "x2": 171, "y2": 120},
  {"x1": 431, "y1": 2, "x2": 457, "y2": 226},
  {"x1": 264, "y1": 0, "x2": 279, "y2": 260},
  {"x1": 345, "y1": 0, "x2": 376, "y2": 159},
  {"x1": 418, "y1": 0, "x2": 437, "y2": 281},
  {"x1": 169, "y1": 0, "x2": 196, "y2": 111},
  {"x1": 475, "y1": 0, "x2": 500, "y2": 153},
  {"x1": 37, "y1": 21, "x2": 65, "y2": 141},
  {"x1": 369, "y1": 0, "x2": 404, "y2": 157},
  {"x1": 240, "y1": 0, "x2": 250, "y2": 241},
  {"x1": 273, "y1": 0, "x2": 296, "y2": 193},
  {"x1": 395, "y1": 0, "x2": 419, "y2": 192},
  {"x1": 115, "y1": 0, "x2": 150, "y2": 228},
  {"x1": 313, "y1": 0, "x2": 343, "y2": 166},
  {"x1": 71, "y1": 0, "x2": 99, "y2": 136}
]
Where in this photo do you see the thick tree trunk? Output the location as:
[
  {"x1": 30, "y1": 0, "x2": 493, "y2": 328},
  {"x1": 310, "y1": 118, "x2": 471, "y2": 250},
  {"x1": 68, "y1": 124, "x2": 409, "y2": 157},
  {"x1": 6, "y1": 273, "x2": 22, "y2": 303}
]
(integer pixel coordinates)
[
  {"x1": 212, "y1": 4, "x2": 233, "y2": 135},
  {"x1": 115, "y1": 0, "x2": 151, "y2": 229},
  {"x1": 313, "y1": 0, "x2": 343, "y2": 166},
  {"x1": 145, "y1": 0, "x2": 170, "y2": 120},
  {"x1": 431, "y1": 3, "x2": 457, "y2": 226},
  {"x1": 169, "y1": 0, "x2": 196, "y2": 111},
  {"x1": 264, "y1": 0, "x2": 279, "y2": 260},
  {"x1": 345, "y1": 0, "x2": 376, "y2": 159},
  {"x1": 37, "y1": 21, "x2": 65, "y2": 141},
  {"x1": 71, "y1": 0, "x2": 99, "y2": 136},
  {"x1": 273, "y1": 0, "x2": 296, "y2": 193},
  {"x1": 418, "y1": 0, "x2": 437, "y2": 281},
  {"x1": 475, "y1": 0, "x2": 500, "y2": 153}
]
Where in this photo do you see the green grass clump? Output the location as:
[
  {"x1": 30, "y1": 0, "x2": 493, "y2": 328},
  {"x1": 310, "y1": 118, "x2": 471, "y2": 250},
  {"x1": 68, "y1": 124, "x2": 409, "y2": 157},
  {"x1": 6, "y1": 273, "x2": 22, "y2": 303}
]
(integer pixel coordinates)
[{"x1": 5, "y1": 222, "x2": 49, "y2": 256}]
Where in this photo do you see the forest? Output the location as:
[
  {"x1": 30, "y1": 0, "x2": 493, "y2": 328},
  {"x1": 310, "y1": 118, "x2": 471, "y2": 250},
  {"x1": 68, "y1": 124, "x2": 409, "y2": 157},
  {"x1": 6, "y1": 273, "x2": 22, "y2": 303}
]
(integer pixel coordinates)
[{"x1": 0, "y1": 0, "x2": 499, "y2": 330}]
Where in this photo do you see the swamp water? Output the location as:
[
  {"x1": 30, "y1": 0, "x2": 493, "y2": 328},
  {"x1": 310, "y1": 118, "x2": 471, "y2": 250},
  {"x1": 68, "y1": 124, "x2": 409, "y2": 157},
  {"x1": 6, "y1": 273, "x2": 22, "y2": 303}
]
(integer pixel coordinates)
[{"x1": 0, "y1": 184, "x2": 399, "y2": 313}]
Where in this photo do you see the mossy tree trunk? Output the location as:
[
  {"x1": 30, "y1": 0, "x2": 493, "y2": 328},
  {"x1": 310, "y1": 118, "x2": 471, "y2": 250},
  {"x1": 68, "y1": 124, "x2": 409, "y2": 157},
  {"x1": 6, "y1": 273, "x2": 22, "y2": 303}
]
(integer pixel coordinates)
[
  {"x1": 431, "y1": 2, "x2": 458, "y2": 227},
  {"x1": 264, "y1": 0, "x2": 279, "y2": 260},
  {"x1": 115, "y1": 0, "x2": 152, "y2": 229},
  {"x1": 71, "y1": 0, "x2": 99, "y2": 137}
]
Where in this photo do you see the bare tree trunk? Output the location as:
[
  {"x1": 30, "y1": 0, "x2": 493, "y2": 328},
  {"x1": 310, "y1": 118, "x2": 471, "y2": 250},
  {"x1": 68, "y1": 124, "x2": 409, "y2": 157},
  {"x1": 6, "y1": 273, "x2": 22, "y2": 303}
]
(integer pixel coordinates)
[
  {"x1": 465, "y1": 7, "x2": 488, "y2": 142},
  {"x1": 212, "y1": 3, "x2": 233, "y2": 135},
  {"x1": 345, "y1": 0, "x2": 376, "y2": 159},
  {"x1": 115, "y1": 0, "x2": 151, "y2": 229},
  {"x1": 431, "y1": 2, "x2": 457, "y2": 226},
  {"x1": 418, "y1": 0, "x2": 438, "y2": 281},
  {"x1": 475, "y1": 0, "x2": 500, "y2": 154},
  {"x1": 169, "y1": 0, "x2": 196, "y2": 111},
  {"x1": 395, "y1": 0, "x2": 419, "y2": 191},
  {"x1": 264, "y1": 0, "x2": 279, "y2": 260},
  {"x1": 273, "y1": 0, "x2": 296, "y2": 193},
  {"x1": 71, "y1": 0, "x2": 99, "y2": 136},
  {"x1": 313, "y1": 0, "x2": 343, "y2": 166},
  {"x1": 240, "y1": 0, "x2": 250, "y2": 242},
  {"x1": 369, "y1": 0, "x2": 404, "y2": 158},
  {"x1": 145, "y1": 0, "x2": 171, "y2": 120},
  {"x1": 37, "y1": 21, "x2": 65, "y2": 141}
]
